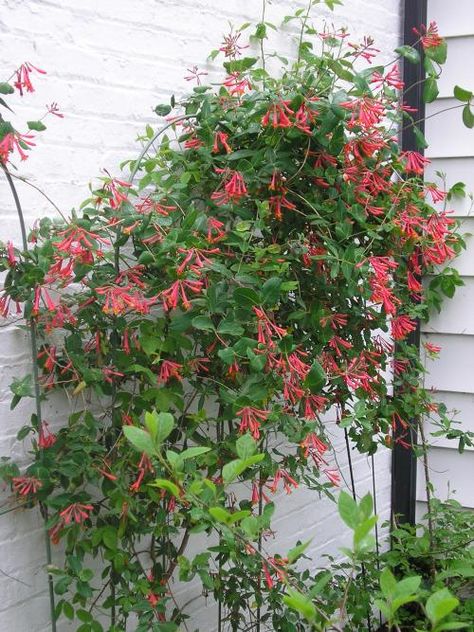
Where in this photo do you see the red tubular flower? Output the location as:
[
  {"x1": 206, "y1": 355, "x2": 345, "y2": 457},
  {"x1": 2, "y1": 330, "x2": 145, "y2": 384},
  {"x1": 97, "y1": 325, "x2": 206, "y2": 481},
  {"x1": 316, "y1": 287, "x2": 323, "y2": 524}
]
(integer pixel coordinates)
[
  {"x1": 268, "y1": 193, "x2": 296, "y2": 221},
  {"x1": 206, "y1": 217, "x2": 226, "y2": 243},
  {"x1": 55, "y1": 226, "x2": 110, "y2": 254},
  {"x1": 341, "y1": 97, "x2": 385, "y2": 128},
  {"x1": 158, "y1": 360, "x2": 183, "y2": 383},
  {"x1": 324, "y1": 468, "x2": 341, "y2": 486},
  {"x1": 176, "y1": 247, "x2": 219, "y2": 275},
  {"x1": 348, "y1": 36, "x2": 380, "y2": 63},
  {"x1": 102, "y1": 177, "x2": 131, "y2": 209},
  {"x1": 59, "y1": 502, "x2": 93, "y2": 525},
  {"x1": 130, "y1": 453, "x2": 154, "y2": 492},
  {"x1": 219, "y1": 31, "x2": 248, "y2": 58},
  {"x1": 211, "y1": 170, "x2": 248, "y2": 205},
  {"x1": 402, "y1": 151, "x2": 431, "y2": 175},
  {"x1": 0, "y1": 131, "x2": 36, "y2": 163},
  {"x1": 135, "y1": 195, "x2": 176, "y2": 216},
  {"x1": 267, "y1": 469, "x2": 298, "y2": 494},
  {"x1": 370, "y1": 64, "x2": 404, "y2": 90},
  {"x1": 12, "y1": 476, "x2": 42, "y2": 496},
  {"x1": 212, "y1": 131, "x2": 232, "y2": 154},
  {"x1": 236, "y1": 406, "x2": 269, "y2": 439},
  {"x1": 46, "y1": 102, "x2": 64, "y2": 118},
  {"x1": 295, "y1": 100, "x2": 318, "y2": 133},
  {"x1": 96, "y1": 285, "x2": 158, "y2": 316},
  {"x1": 262, "y1": 100, "x2": 294, "y2": 128},
  {"x1": 224, "y1": 171, "x2": 247, "y2": 200},
  {"x1": 184, "y1": 135, "x2": 204, "y2": 150},
  {"x1": 253, "y1": 306, "x2": 287, "y2": 347},
  {"x1": 4, "y1": 275, "x2": 24, "y2": 305},
  {"x1": 328, "y1": 335, "x2": 353, "y2": 357},
  {"x1": 391, "y1": 315, "x2": 417, "y2": 340},
  {"x1": 424, "y1": 342, "x2": 441, "y2": 355},
  {"x1": 184, "y1": 65, "x2": 208, "y2": 85},
  {"x1": 425, "y1": 183, "x2": 447, "y2": 203},
  {"x1": 14, "y1": 62, "x2": 46, "y2": 95},
  {"x1": 413, "y1": 21, "x2": 444, "y2": 49},
  {"x1": 301, "y1": 433, "x2": 328, "y2": 458},
  {"x1": 303, "y1": 395, "x2": 328, "y2": 419},
  {"x1": 38, "y1": 421, "x2": 56, "y2": 449},
  {"x1": 223, "y1": 73, "x2": 252, "y2": 96},
  {"x1": 320, "y1": 313, "x2": 348, "y2": 330},
  {"x1": 262, "y1": 562, "x2": 274, "y2": 589},
  {"x1": 161, "y1": 279, "x2": 203, "y2": 311},
  {"x1": 407, "y1": 271, "x2": 423, "y2": 294}
]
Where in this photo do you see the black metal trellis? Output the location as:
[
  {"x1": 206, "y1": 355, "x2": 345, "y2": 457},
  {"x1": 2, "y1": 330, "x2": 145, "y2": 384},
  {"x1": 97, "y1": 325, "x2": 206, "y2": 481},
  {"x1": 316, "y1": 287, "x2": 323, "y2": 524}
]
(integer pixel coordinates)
[{"x1": 391, "y1": 0, "x2": 427, "y2": 526}]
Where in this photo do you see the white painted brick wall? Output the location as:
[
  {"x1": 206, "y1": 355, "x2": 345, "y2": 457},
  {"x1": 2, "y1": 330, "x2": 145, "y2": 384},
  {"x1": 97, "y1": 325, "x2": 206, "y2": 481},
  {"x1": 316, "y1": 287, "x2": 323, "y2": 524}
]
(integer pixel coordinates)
[{"x1": 0, "y1": 1, "x2": 401, "y2": 629}]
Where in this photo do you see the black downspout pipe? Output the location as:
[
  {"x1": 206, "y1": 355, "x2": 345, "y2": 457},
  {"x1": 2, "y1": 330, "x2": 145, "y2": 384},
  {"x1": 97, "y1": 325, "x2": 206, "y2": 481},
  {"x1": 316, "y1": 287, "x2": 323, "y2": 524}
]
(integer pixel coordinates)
[{"x1": 391, "y1": 0, "x2": 427, "y2": 526}]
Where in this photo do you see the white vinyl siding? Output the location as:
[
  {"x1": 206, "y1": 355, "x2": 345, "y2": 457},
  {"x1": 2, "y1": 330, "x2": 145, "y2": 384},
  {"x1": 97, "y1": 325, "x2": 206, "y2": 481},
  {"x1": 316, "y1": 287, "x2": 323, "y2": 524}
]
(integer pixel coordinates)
[{"x1": 418, "y1": 0, "x2": 474, "y2": 512}]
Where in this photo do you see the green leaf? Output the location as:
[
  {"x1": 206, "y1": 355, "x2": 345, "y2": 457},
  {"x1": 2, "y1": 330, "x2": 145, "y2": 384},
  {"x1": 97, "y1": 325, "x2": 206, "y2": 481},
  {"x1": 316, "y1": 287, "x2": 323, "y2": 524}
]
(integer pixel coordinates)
[
  {"x1": 338, "y1": 491, "x2": 359, "y2": 529},
  {"x1": 155, "y1": 412, "x2": 175, "y2": 444},
  {"x1": 179, "y1": 446, "x2": 211, "y2": 460},
  {"x1": 236, "y1": 433, "x2": 257, "y2": 459},
  {"x1": 123, "y1": 426, "x2": 156, "y2": 456},
  {"x1": 222, "y1": 454, "x2": 264, "y2": 484},
  {"x1": 192, "y1": 315, "x2": 215, "y2": 331},
  {"x1": 151, "y1": 478, "x2": 181, "y2": 498},
  {"x1": 0, "y1": 97, "x2": 14, "y2": 113},
  {"x1": 413, "y1": 125, "x2": 428, "y2": 150},
  {"x1": 0, "y1": 82, "x2": 14, "y2": 95},
  {"x1": 426, "y1": 589, "x2": 459, "y2": 626},
  {"x1": 354, "y1": 516, "x2": 377, "y2": 549},
  {"x1": 233, "y1": 287, "x2": 260, "y2": 307},
  {"x1": 380, "y1": 567, "x2": 397, "y2": 598},
  {"x1": 448, "y1": 181, "x2": 466, "y2": 199},
  {"x1": 423, "y1": 77, "x2": 439, "y2": 103},
  {"x1": 223, "y1": 57, "x2": 258, "y2": 74},
  {"x1": 395, "y1": 45, "x2": 420, "y2": 64},
  {"x1": 217, "y1": 320, "x2": 244, "y2": 336},
  {"x1": 144, "y1": 410, "x2": 158, "y2": 440},
  {"x1": 101, "y1": 527, "x2": 117, "y2": 551},
  {"x1": 17, "y1": 425, "x2": 33, "y2": 441},
  {"x1": 283, "y1": 588, "x2": 316, "y2": 622},
  {"x1": 254, "y1": 23, "x2": 267, "y2": 39},
  {"x1": 209, "y1": 506, "x2": 231, "y2": 523},
  {"x1": 454, "y1": 85, "x2": 473, "y2": 102},
  {"x1": 27, "y1": 120, "x2": 47, "y2": 132},
  {"x1": 358, "y1": 493, "x2": 373, "y2": 520},
  {"x1": 262, "y1": 277, "x2": 282, "y2": 305},
  {"x1": 304, "y1": 361, "x2": 326, "y2": 393},
  {"x1": 155, "y1": 104, "x2": 172, "y2": 116},
  {"x1": 287, "y1": 540, "x2": 312, "y2": 564},
  {"x1": 395, "y1": 575, "x2": 421, "y2": 599},
  {"x1": 425, "y1": 40, "x2": 447, "y2": 64},
  {"x1": 62, "y1": 601, "x2": 74, "y2": 620},
  {"x1": 462, "y1": 104, "x2": 474, "y2": 128}
]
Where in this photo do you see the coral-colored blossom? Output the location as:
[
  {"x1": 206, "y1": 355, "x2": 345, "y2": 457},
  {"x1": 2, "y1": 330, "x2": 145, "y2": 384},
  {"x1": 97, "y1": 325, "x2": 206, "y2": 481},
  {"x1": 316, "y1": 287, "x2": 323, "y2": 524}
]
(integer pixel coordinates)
[
  {"x1": 211, "y1": 169, "x2": 248, "y2": 205},
  {"x1": 391, "y1": 315, "x2": 417, "y2": 340},
  {"x1": 161, "y1": 279, "x2": 204, "y2": 311},
  {"x1": 38, "y1": 421, "x2": 57, "y2": 449},
  {"x1": 158, "y1": 360, "x2": 183, "y2": 383},
  {"x1": 413, "y1": 21, "x2": 444, "y2": 49},
  {"x1": 59, "y1": 502, "x2": 93, "y2": 525},
  {"x1": 402, "y1": 151, "x2": 430, "y2": 175},
  {"x1": 262, "y1": 100, "x2": 294, "y2": 128},
  {"x1": 12, "y1": 476, "x2": 42, "y2": 496},
  {"x1": 14, "y1": 62, "x2": 46, "y2": 95},
  {"x1": 236, "y1": 406, "x2": 269, "y2": 439}
]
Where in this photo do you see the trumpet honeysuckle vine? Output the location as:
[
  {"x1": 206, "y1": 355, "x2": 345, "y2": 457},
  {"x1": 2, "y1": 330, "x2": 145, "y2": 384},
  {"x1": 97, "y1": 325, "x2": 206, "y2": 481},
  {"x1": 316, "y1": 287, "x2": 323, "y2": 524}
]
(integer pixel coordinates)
[{"x1": 1, "y1": 2, "x2": 474, "y2": 631}]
